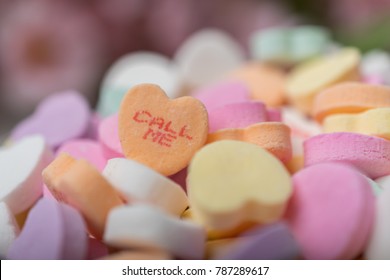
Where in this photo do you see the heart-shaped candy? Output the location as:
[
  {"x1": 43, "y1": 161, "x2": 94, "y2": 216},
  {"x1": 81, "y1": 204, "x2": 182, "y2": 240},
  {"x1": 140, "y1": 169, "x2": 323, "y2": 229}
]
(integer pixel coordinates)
[
  {"x1": 0, "y1": 202, "x2": 19, "y2": 258},
  {"x1": 0, "y1": 135, "x2": 52, "y2": 214},
  {"x1": 10, "y1": 91, "x2": 91, "y2": 149},
  {"x1": 207, "y1": 122, "x2": 292, "y2": 163},
  {"x1": 118, "y1": 84, "x2": 208, "y2": 175},
  {"x1": 187, "y1": 140, "x2": 292, "y2": 232}
]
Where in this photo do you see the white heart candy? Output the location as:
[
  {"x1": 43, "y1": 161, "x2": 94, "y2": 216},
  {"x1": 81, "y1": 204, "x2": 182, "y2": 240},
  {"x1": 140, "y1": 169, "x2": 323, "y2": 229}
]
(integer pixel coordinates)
[
  {"x1": 103, "y1": 158, "x2": 188, "y2": 216},
  {"x1": 0, "y1": 202, "x2": 19, "y2": 258},
  {"x1": 0, "y1": 135, "x2": 52, "y2": 214}
]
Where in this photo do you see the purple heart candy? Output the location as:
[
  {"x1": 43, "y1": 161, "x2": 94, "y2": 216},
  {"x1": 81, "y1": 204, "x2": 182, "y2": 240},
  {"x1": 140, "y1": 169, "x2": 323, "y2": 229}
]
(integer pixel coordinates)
[{"x1": 11, "y1": 90, "x2": 91, "y2": 149}]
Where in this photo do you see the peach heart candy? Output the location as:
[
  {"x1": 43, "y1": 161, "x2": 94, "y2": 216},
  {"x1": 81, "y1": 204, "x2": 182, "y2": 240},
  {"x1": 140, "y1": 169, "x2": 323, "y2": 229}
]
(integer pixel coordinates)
[
  {"x1": 118, "y1": 84, "x2": 208, "y2": 176},
  {"x1": 304, "y1": 132, "x2": 390, "y2": 179},
  {"x1": 43, "y1": 158, "x2": 123, "y2": 239},
  {"x1": 228, "y1": 62, "x2": 287, "y2": 107},
  {"x1": 104, "y1": 204, "x2": 206, "y2": 259},
  {"x1": 0, "y1": 135, "x2": 52, "y2": 214},
  {"x1": 103, "y1": 158, "x2": 188, "y2": 216},
  {"x1": 98, "y1": 114, "x2": 123, "y2": 159},
  {"x1": 208, "y1": 101, "x2": 268, "y2": 133},
  {"x1": 313, "y1": 82, "x2": 390, "y2": 122},
  {"x1": 187, "y1": 140, "x2": 292, "y2": 232},
  {"x1": 10, "y1": 90, "x2": 91, "y2": 149},
  {"x1": 286, "y1": 163, "x2": 375, "y2": 259},
  {"x1": 323, "y1": 108, "x2": 390, "y2": 140},
  {"x1": 207, "y1": 123, "x2": 292, "y2": 163}
]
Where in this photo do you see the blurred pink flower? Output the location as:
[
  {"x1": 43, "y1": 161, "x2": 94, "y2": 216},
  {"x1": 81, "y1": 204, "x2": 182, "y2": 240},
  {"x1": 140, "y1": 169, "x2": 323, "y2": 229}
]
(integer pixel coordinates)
[{"x1": 0, "y1": 0, "x2": 108, "y2": 115}]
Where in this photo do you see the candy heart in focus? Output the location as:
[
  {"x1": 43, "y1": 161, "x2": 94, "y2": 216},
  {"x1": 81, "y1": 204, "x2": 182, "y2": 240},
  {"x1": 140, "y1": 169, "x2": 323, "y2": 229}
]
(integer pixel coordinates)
[
  {"x1": 10, "y1": 91, "x2": 91, "y2": 149},
  {"x1": 0, "y1": 135, "x2": 52, "y2": 214},
  {"x1": 118, "y1": 84, "x2": 208, "y2": 176}
]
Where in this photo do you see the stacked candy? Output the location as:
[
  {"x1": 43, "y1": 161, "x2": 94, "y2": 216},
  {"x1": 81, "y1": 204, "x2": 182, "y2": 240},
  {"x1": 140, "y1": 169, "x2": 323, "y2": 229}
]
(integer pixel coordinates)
[{"x1": 1, "y1": 27, "x2": 389, "y2": 260}]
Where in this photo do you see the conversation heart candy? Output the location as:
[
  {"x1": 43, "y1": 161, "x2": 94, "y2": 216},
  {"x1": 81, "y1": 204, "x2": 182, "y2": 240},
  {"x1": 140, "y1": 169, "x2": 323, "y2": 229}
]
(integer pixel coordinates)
[
  {"x1": 361, "y1": 49, "x2": 390, "y2": 85},
  {"x1": 208, "y1": 101, "x2": 268, "y2": 133},
  {"x1": 7, "y1": 198, "x2": 88, "y2": 260},
  {"x1": 46, "y1": 159, "x2": 123, "y2": 239},
  {"x1": 286, "y1": 163, "x2": 375, "y2": 259},
  {"x1": 365, "y1": 186, "x2": 390, "y2": 259},
  {"x1": 323, "y1": 108, "x2": 390, "y2": 140},
  {"x1": 250, "y1": 26, "x2": 331, "y2": 65},
  {"x1": 375, "y1": 175, "x2": 390, "y2": 191},
  {"x1": 0, "y1": 203, "x2": 19, "y2": 258},
  {"x1": 286, "y1": 48, "x2": 360, "y2": 115},
  {"x1": 207, "y1": 123, "x2": 292, "y2": 163},
  {"x1": 56, "y1": 139, "x2": 107, "y2": 171},
  {"x1": 174, "y1": 29, "x2": 244, "y2": 90},
  {"x1": 98, "y1": 114, "x2": 123, "y2": 159},
  {"x1": 118, "y1": 84, "x2": 208, "y2": 175},
  {"x1": 104, "y1": 204, "x2": 205, "y2": 259},
  {"x1": 0, "y1": 135, "x2": 52, "y2": 214},
  {"x1": 304, "y1": 132, "x2": 390, "y2": 179},
  {"x1": 313, "y1": 82, "x2": 390, "y2": 122},
  {"x1": 193, "y1": 81, "x2": 251, "y2": 112},
  {"x1": 229, "y1": 62, "x2": 286, "y2": 106},
  {"x1": 208, "y1": 222, "x2": 300, "y2": 260},
  {"x1": 98, "y1": 51, "x2": 181, "y2": 117},
  {"x1": 188, "y1": 140, "x2": 292, "y2": 231},
  {"x1": 103, "y1": 158, "x2": 188, "y2": 216},
  {"x1": 11, "y1": 91, "x2": 91, "y2": 149}
]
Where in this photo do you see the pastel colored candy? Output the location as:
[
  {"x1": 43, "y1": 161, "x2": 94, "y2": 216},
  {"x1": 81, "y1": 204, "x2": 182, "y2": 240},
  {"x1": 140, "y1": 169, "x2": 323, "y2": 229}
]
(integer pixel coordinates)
[
  {"x1": 56, "y1": 139, "x2": 107, "y2": 171},
  {"x1": 250, "y1": 26, "x2": 331, "y2": 65},
  {"x1": 267, "y1": 108, "x2": 282, "y2": 122},
  {"x1": 118, "y1": 84, "x2": 208, "y2": 176},
  {"x1": 286, "y1": 163, "x2": 375, "y2": 259},
  {"x1": 187, "y1": 140, "x2": 292, "y2": 231},
  {"x1": 207, "y1": 123, "x2": 292, "y2": 163},
  {"x1": 44, "y1": 158, "x2": 123, "y2": 239},
  {"x1": 365, "y1": 186, "x2": 390, "y2": 259},
  {"x1": 313, "y1": 82, "x2": 390, "y2": 122},
  {"x1": 0, "y1": 135, "x2": 52, "y2": 214},
  {"x1": 365, "y1": 176, "x2": 383, "y2": 196},
  {"x1": 361, "y1": 49, "x2": 390, "y2": 85},
  {"x1": 104, "y1": 204, "x2": 205, "y2": 259},
  {"x1": 7, "y1": 198, "x2": 88, "y2": 260},
  {"x1": 375, "y1": 175, "x2": 390, "y2": 191},
  {"x1": 85, "y1": 113, "x2": 101, "y2": 140},
  {"x1": 101, "y1": 250, "x2": 171, "y2": 260},
  {"x1": 98, "y1": 114, "x2": 123, "y2": 159},
  {"x1": 304, "y1": 132, "x2": 390, "y2": 179},
  {"x1": 229, "y1": 63, "x2": 286, "y2": 106},
  {"x1": 282, "y1": 107, "x2": 322, "y2": 139},
  {"x1": 174, "y1": 28, "x2": 244, "y2": 90},
  {"x1": 0, "y1": 203, "x2": 19, "y2": 258},
  {"x1": 286, "y1": 48, "x2": 361, "y2": 115},
  {"x1": 323, "y1": 108, "x2": 390, "y2": 140},
  {"x1": 193, "y1": 81, "x2": 251, "y2": 112},
  {"x1": 103, "y1": 158, "x2": 188, "y2": 216},
  {"x1": 208, "y1": 101, "x2": 268, "y2": 133},
  {"x1": 208, "y1": 223, "x2": 300, "y2": 260},
  {"x1": 98, "y1": 51, "x2": 181, "y2": 117},
  {"x1": 11, "y1": 91, "x2": 91, "y2": 149}
]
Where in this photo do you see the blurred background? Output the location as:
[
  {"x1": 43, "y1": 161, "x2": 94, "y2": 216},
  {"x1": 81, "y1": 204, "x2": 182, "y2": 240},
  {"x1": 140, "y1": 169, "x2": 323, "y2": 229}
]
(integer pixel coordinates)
[{"x1": 1, "y1": 0, "x2": 390, "y2": 139}]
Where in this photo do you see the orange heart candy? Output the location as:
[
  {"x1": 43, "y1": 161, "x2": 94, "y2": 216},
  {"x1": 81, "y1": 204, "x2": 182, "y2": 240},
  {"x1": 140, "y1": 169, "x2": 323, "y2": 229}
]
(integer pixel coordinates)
[{"x1": 119, "y1": 84, "x2": 209, "y2": 175}]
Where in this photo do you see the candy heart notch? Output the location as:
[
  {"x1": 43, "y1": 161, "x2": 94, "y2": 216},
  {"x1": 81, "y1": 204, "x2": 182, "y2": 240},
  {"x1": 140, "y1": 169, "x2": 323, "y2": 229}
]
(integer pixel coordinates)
[
  {"x1": 118, "y1": 84, "x2": 208, "y2": 175},
  {"x1": 207, "y1": 123, "x2": 292, "y2": 163},
  {"x1": 0, "y1": 135, "x2": 52, "y2": 214},
  {"x1": 11, "y1": 91, "x2": 91, "y2": 149}
]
